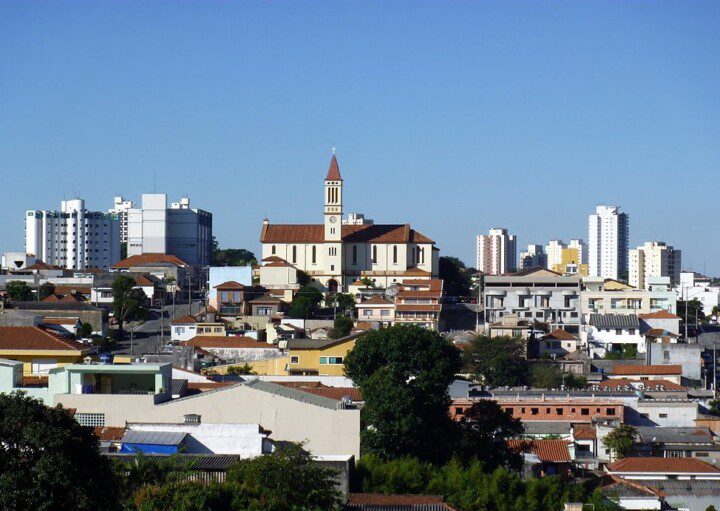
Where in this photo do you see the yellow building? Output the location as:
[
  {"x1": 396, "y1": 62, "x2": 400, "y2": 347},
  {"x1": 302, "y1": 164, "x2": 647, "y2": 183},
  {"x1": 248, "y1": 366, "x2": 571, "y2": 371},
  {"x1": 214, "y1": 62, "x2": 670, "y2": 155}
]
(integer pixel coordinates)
[
  {"x1": 0, "y1": 326, "x2": 91, "y2": 375},
  {"x1": 553, "y1": 248, "x2": 589, "y2": 276},
  {"x1": 283, "y1": 333, "x2": 363, "y2": 376}
]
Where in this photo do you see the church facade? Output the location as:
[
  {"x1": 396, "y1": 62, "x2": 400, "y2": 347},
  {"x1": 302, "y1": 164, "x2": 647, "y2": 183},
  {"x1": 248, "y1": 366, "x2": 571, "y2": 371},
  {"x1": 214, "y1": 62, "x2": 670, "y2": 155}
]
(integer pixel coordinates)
[{"x1": 260, "y1": 154, "x2": 439, "y2": 292}]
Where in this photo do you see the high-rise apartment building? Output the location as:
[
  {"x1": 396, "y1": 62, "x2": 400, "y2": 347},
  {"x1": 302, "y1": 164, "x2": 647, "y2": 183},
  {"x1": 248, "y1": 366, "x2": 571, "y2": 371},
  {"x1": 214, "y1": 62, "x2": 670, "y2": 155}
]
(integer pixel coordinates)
[
  {"x1": 546, "y1": 240, "x2": 565, "y2": 270},
  {"x1": 476, "y1": 228, "x2": 517, "y2": 275},
  {"x1": 568, "y1": 239, "x2": 587, "y2": 265},
  {"x1": 629, "y1": 241, "x2": 681, "y2": 289},
  {"x1": 588, "y1": 205, "x2": 629, "y2": 281},
  {"x1": 127, "y1": 194, "x2": 212, "y2": 266},
  {"x1": 25, "y1": 198, "x2": 121, "y2": 270},
  {"x1": 519, "y1": 244, "x2": 546, "y2": 270},
  {"x1": 108, "y1": 196, "x2": 135, "y2": 244}
]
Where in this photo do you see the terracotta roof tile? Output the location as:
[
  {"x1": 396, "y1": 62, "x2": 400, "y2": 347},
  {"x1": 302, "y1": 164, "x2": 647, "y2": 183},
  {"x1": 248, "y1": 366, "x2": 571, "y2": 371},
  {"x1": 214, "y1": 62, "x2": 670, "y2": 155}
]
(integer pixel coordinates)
[
  {"x1": 395, "y1": 304, "x2": 442, "y2": 312},
  {"x1": 597, "y1": 378, "x2": 686, "y2": 392},
  {"x1": 612, "y1": 364, "x2": 681, "y2": 376},
  {"x1": 111, "y1": 253, "x2": 188, "y2": 269},
  {"x1": 93, "y1": 426, "x2": 126, "y2": 441},
  {"x1": 346, "y1": 494, "x2": 445, "y2": 506},
  {"x1": 170, "y1": 315, "x2": 197, "y2": 325},
  {"x1": 261, "y1": 223, "x2": 434, "y2": 244},
  {"x1": 274, "y1": 382, "x2": 363, "y2": 401},
  {"x1": 360, "y1": 296, "x2": 393, "y2": 305},
  {"x1": 639, "y1": 310, "x2": 681, "y2": 320},
  {"x1": 214, "y1": 281, "x2": 246, "y2": 290},
  {"x1": 507, "y1": 439, "x2": 571, "y2": 462},
  {"x1": 573, "y1": 425, "x2": 597, "y2": 440},
  {"x1": 0, "y1": 326, "x2": 89, "y2": 351},
  {"x1": 606, "y1": 457, "x2": 720, "y2": 474},
  {"x1": 544, "y1": 329, "x2": 578, "y2": 341},
  {"x1": 43, "y1": 317, "x2": 80, "y2": 326}
]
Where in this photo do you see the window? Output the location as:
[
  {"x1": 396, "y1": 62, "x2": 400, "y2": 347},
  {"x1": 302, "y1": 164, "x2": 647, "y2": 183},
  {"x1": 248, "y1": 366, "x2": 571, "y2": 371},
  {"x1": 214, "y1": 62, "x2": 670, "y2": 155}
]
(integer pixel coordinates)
[
  {"x1": 363, "y1": 309, "x2": 372, "y2": 317},
  {"x1": 607, "y1": 408, "x2": 616, "y2": 415},
  {"x1": 352, "y1": 245, "x2": 357, "y2": 265},
  {"x1": 292, "y1": 246, "x2": 297, "y2": 263},
  {"x1": 328, "y1": 356, "x2": 344, "y2": 364},
  {"x1": 290, "y1": 356, "x2": 299, "y2": 364},
  {"x1": 556, "y1": 408, "x2": 564, "y2": 415},
  {"x1": 76, "y1": 413, "x2": 105, "y2": 427},
  {"x1": 628, "y1": 328, "x2": 635, "y2": 335},
  {"x1": 220, "y1": 291, "x2": 229, "y2": 302},
  {"x1": 530, "y1": 408, "x2": 539, "y2": 415},
  {"x1": 372, "y1": 245, "x2": 377, "y2": 263},
  {"x1": 581, "y1": 408, "x2": 589, "y2": 415},
  {"x1": 319, "y1": 357, "x2": 328, "y2": 364},
  {"x1": 455, "y1": 407, "x2": 464, "y2": 415},
  {"x1": 663, "y1": 351, "x2": 670, "y2": 360},
  {"x1": 312, "y1": 246, "x2": 317, "y2": 264},
  {"x1": 659, "y1": 413, "x2": 668, "y2": 419},
  {"x1": 271, "y1": 245, "x2": 276, "y2": 255},
  {"x1": 393, "y1": 246, "x2": 398, "y2": 264},
  {"x1": 176, "y1": 327, "x2": 185, "y2": 334},
  {"x1": 381, "y1": 309, "x2": 390, "y2": 317}
]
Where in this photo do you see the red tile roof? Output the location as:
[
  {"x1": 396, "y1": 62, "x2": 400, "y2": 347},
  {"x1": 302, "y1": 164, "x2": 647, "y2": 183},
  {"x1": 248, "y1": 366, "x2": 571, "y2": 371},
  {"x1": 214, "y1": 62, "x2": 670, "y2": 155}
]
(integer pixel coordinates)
[
  {"x1": 346, "y1": 494, "x2": 445, "y2": 506},
  {"x1": 639, "y1": 310, "x2": 681, "y2": 320},
  {"x1": 43, "y1": 317, "x2": 80, "y2": 326},
  {"x1": 0, "y1": 326, "x2": 89, "y2": 351},
  {"x1": 53, "y1": 285, "x2": 91, "y2": 295},
  {"x1": 573, "y1": 425, "x2": 597, "y2": 440},
  {"x1": 274, "y1": 382, "x2": 363, "y2": 401},
  {"x1": 214, "y1": 281, "x2": 246, "y2": 290},
  {"x1": 171, "y1": 315, "x2": 197, "y2": 325},
  {"x1": 544, "y1": 329, "x2": 578, "y2": 341},
  {"x1": 93, "y1": 426, "x2": 126, "y2": 441},
  {"x1": 182, "y1": 336, "x2": 276, "y2": 349},
  {"x1": 606, "y1": 457, "x2": 720, "y2": 474},
  {"x1": 111, "y1": 253, "x2": 188, "y2": 269},
  {"x1": 61, "y1": 294, "x2": 85, "y2": 302},
  {"x1": 361, "y1": 296, "x2": 393, "y2": 305},
  {"x1": 24, "y1": 261, "x2": 64, "y2": 271},
  {"x1": 134, "y1": 274, "x2": 156, "y2": 286},
  {"x1": 42, "y1": 295, "x2": 62, "y2": 302},
  {"x1": 395, "y1": 290, "x2": 441, "y2": 299},
  {"x1": 260, "y1": 223, "x2": 434, "y2": 244},
  {"x1": 612, "y1": 364, "x2": 682, "y2": 376},
  {"x1": 402, "y1": 279, "x2": 443, "y2": 291},
  {"x1": 507, "y1": 439, "x2": 571, "y2": 462},
  {"x1": 325, "y1": 154, "x2": 342, "y2": 181}
]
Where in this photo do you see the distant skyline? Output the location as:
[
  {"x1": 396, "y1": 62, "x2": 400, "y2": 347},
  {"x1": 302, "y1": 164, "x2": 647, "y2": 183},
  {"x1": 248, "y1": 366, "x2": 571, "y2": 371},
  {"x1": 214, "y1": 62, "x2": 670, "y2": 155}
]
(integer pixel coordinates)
[{"x1": 1, "y1": 1, "x2": 718, "y2": 274}]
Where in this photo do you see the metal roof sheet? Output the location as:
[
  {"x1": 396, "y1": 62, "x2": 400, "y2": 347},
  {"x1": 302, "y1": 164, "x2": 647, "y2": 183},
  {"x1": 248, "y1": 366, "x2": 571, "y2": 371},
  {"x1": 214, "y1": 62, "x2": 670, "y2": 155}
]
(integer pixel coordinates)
[{"x1": 122, "y1": 430, "x2": 187, "y2": 446}]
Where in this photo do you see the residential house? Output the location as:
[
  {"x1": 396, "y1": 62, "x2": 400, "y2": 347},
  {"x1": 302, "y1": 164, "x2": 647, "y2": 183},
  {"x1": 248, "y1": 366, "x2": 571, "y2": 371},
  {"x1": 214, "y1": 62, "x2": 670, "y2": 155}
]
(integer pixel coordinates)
[
  {"x1": 586, "y1": 314, "x2": 644, "y2": 357},
  {"x1": 3, "y1": 301, "x2": 106, "y2": 335},
  {"x1": 207, "y1": 266, "x2": 252, "y2": 308},
  {"x1": 214, "y1": 281, "x2": 249, "y2": 317},
  {"x1": 110, "y1": 253, "x2": 190, "y2": 288},
  {"x1": 635, "y1": 427, "x2": 720, "y2": 465},
  {"x1": 42, "y1": 317, "x2": 82, "y2": 336},
  {"x1": 581, "y1": 277, "x2": 677, "y2": 321},
  {"x1": 356, "y1": 296, "x2": 395, "y2": 326},
  {"x1": 249, "y1": 294, "x2": 283, "y2": 317},
  {"x1": 537, "y1": 329, "x2": 578, "y2": 357},
  {"x1": 646, "y1": 342, "x2": 703, "y2": 383},
  {"x1": 285, "y1": 333, "x2": 362, "y2": 376},
  {"x1": 608, "y1": 365, "x2": 683, "y2": 385},
  {"x1": 605, "y1": 457, "x2": 720, "y2": 480},
  {"x1": 0, "y1": 326, "x2": 92, "y2": 375},
  {"x1": 170, "y1": 315, "x2": 199, "y2": 343},
  {"x1": 483, "y1": 268, "x2": 582, "y2": 332},
  {"x1": 507, "y1": 439, "x2": 572, "y2": 478},
  {"x1": 181, "y1": 336, "x2": 281, "y2": 364},
  {"x1": 393, "y1": 279, "x2": 443, "y2": 330},
  {"x1": 639, "y1": 310, "x2": 681, "y2": 336}
]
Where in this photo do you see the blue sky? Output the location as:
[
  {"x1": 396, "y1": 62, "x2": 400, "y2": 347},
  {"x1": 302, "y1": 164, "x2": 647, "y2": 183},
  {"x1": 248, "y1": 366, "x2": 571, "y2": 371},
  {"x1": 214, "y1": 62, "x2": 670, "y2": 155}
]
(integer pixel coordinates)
[{"x1": 1, "y1": 1, "x2": 718, "y2": 273}]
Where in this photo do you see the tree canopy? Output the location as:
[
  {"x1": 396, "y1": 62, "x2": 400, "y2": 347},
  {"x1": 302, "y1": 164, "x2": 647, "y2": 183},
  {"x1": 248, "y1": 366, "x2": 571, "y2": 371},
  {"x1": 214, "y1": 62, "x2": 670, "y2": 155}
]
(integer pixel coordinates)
[
  {"x1": 463, "y1": 335, "x2": 529, "y2": 387},
  {"x1": 330, "y1": 315, "x2": 354, "y2": 339},
  {"x1": 5, "y1": 280, "x2": 33, "y2": 301},
  {"x1": 211, "y1": 245, "x2": 257, "y2": 267},
  {"x1": 289, "y1": 285, "x2": 323, "y2": 319},
  {"x1": 37, "y1": 282, "x2": 55, "y2": 301},
  {"x1": 344, "y1": 325, "x2": 461, "y2": 462},
  {"x1": 0, "y1": 392, "x2": 118, "y2": 511},
  {"x1": 112, "y1": 275, "x2": 148, "y2": 338},
  {"x1": 439, "y1": 256, "x2": 473, "y2": 297},
  {"x1": 604, "y1": 425, "x2": 637, "y2": 460}
]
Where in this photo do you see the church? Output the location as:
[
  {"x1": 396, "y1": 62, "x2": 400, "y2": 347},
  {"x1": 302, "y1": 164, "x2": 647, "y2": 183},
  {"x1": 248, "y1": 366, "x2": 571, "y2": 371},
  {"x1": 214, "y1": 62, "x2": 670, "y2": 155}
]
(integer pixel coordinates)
[{"x1": 260, "y1": 153, "x2": 439, "y2": 292}]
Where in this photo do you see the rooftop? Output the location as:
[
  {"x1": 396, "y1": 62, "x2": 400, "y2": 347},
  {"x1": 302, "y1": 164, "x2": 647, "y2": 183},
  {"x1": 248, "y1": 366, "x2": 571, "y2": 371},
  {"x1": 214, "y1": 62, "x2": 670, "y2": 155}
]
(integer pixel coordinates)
[
  {"x1": 0, "y1": 326, "x2": 89, "y2": 352},
  {"x1": 606, "y1": 457, "x2": 720, "y2": 474},
  {"x1": 261, "y1": 223, "x2": 434, "y2": 244},
  {"x1": 507, "y1": 439, "x2": 571, "y2": 463},
  {"x1": 111, "y1": 253, "x2": 188, "y2": 269},
  {"x1": 612, "y1": 364, "x2": 682, "y2": 376}
]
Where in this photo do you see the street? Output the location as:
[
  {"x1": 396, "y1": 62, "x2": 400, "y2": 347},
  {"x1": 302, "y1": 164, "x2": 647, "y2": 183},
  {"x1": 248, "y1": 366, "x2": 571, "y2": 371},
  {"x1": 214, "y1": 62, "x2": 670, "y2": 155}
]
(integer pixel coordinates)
[{"x1": 111, "y1": 300, "x2": 202, "y2": 357}]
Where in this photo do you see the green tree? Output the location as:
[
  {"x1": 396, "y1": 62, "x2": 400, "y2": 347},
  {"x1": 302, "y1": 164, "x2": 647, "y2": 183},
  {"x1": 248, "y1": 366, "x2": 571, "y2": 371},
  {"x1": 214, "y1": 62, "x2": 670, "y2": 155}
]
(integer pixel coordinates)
[
  {"x1": 0, "y1": 392, "x2": 119, "y2": 510},
  {"x1": 530, "y1": 364, "x2": 563, "y2": 389},
  {"x1": 289, "y1": 285, "x2": 323, "y2": 319},
  {"x1": 211, "y1": 238, "x2": 256, "y2": 266},
  {"x1": 112, "y1": 275, "x2": 148, "y2": 339},
  {"x1": 330, "y1": 316, "x2": 354, "y2": 339},
  {"x1": 563, "y1": 373, "x2": 588, "y2": 390},
  {"x1": 344, "y1": 325, "x2": 461, "y2": 462},
  {"x1": 453, "y1": 400, "x2": 524, "y2": 470},
  {"x1": 37, "y1": 282, "x2": 55, "y2": 301},
  {"x1": 78, "y1": 322, "x2": 93, "y2": 338},
  {"x1": 226, "y1": 443, "x2": 340, "y2": 511},
  {"x1": 333, "y1": 292, "x2": 356, "y2": 316},
  {"x1": 604, "y1": 425, "x2": 637, "y2": 460},
  {"x1": 226, "y1": 363, "x2": 256, "y2": 375},
  {"x1": 708, "y1": 398, "x2": 720, "y2": 415},
  {"x1": 359, "y1": 277, "x2": 375, "y2": 287},
  {"x1": 677, "y1": 299, "x2": 706, "y2": 325},
  {"x1": 5, "y1": 280, "x2": 33, "y2": 301},
  {"x1": 439, "y1": 256, "x2": 473, "y2": 297},
  {"x1": 463, "y1": 335, "x2": 529, "y2": 387},
  {"x1": 297, "y1": 270, "x2": 311, "y2": 287},
  {"x1": 132, "y1": 481, "x2": 231, "y2": 511}
]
